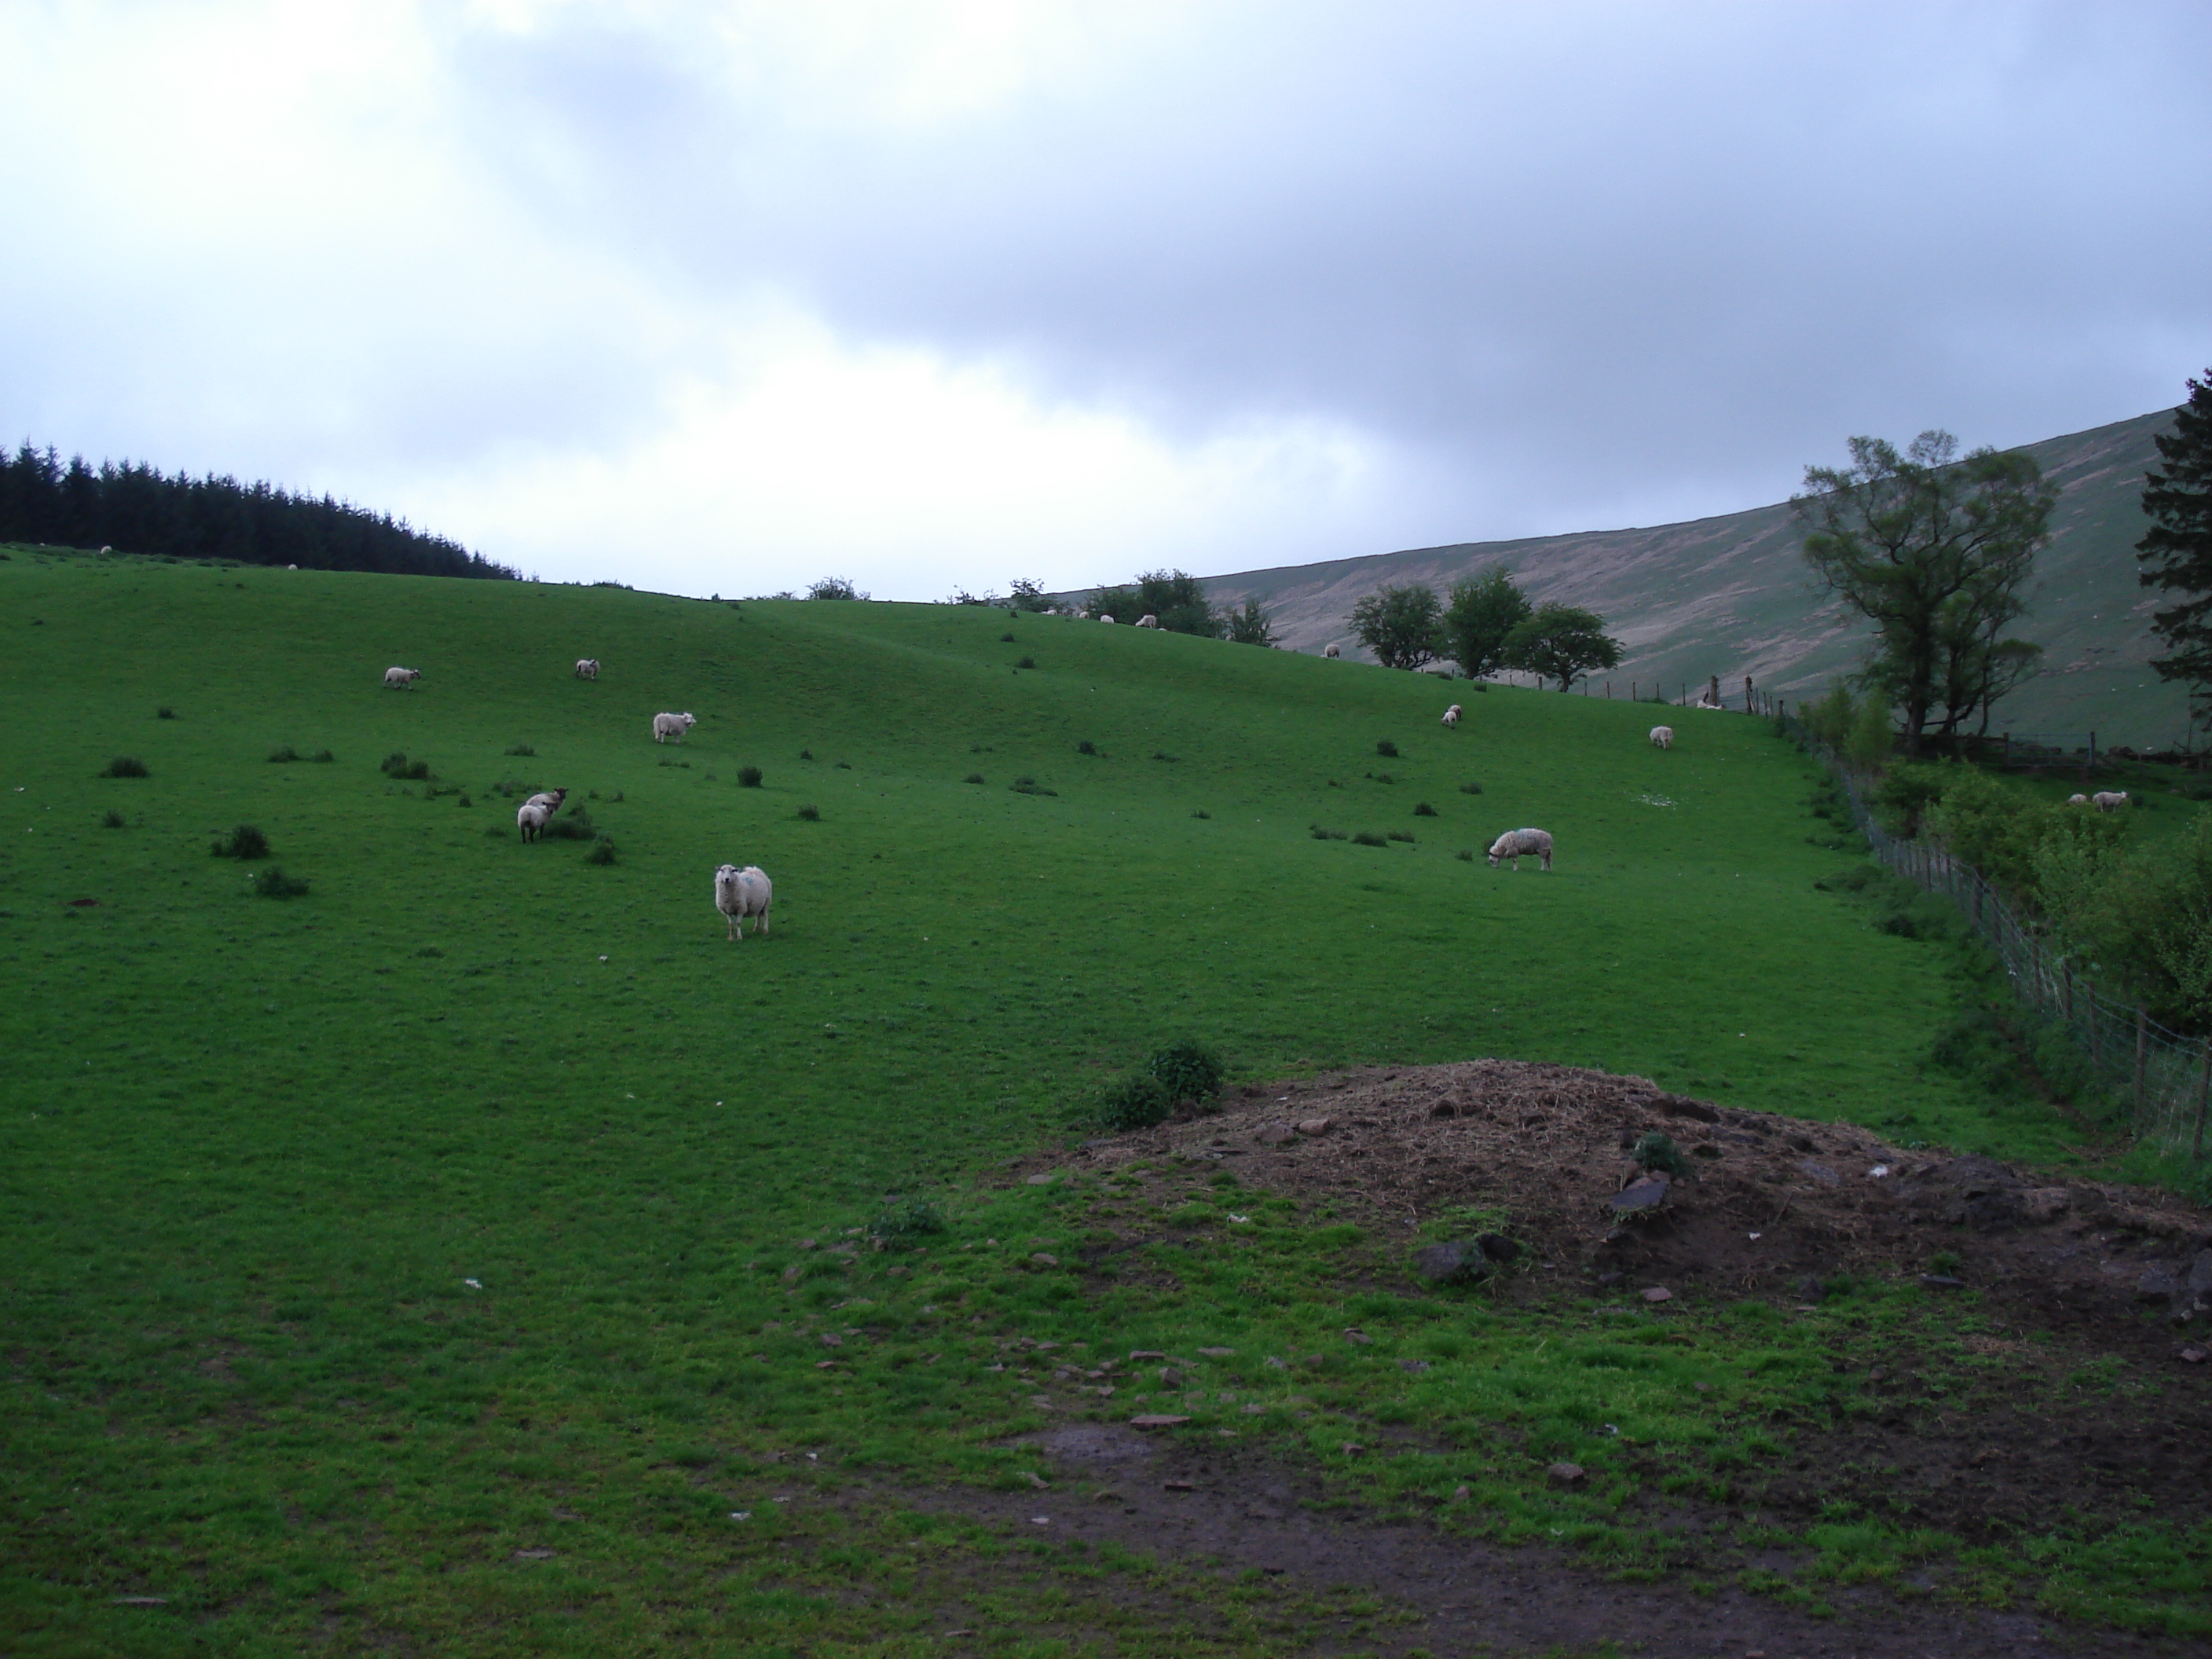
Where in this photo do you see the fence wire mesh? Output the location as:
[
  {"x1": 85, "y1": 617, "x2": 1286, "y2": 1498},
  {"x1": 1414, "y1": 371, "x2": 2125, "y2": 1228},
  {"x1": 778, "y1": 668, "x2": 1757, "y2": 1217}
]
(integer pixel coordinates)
[{"x1": 1778, "y1": 712, "x2": 2212, "y2": 1159}]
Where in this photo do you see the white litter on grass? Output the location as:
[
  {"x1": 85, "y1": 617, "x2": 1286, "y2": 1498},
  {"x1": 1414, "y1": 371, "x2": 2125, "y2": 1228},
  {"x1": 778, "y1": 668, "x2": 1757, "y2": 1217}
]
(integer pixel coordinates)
[
  {"x1": 463, "y1": 1278, "x2": 482, "y2": 1289},
  {"x1": 1748, "y1": 1233, "x2": 1761, "y2": 1241},
  {"x1": 1229, "y1": 1214, "x2": 1251, "y2": 1223},
  {"x1": 730, "y1": 1511, "x2": 752, "y2": 1521},
  {"x1": 1030, "y1": 1516, "x2": 1050, "y2": 1525},
  {"x1": 599, "y1": 954, "x2": 609, "y2": 961},
  {"x1": 1868, "y1": 1164, "x2": 1892, "y2": 1178}
]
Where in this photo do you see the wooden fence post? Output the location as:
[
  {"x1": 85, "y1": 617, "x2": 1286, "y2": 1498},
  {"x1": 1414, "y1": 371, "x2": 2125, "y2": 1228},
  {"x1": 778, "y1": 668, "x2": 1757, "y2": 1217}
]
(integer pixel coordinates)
[
  {"x1": 2135, "y1": 1009, "x2": 2148, "y2": 1118},
  {"x1": 2196, "y1": 1036, "x2": 2210, "y2": 1159}
]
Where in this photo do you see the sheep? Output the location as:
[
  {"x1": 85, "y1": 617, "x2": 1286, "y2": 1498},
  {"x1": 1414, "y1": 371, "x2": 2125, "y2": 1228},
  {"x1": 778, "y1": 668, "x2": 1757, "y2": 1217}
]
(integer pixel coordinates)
[
  {"x1": 653, "y1": 711, "x2": 697, "y2": 744},
  {"x1": 714, "y1": 862, "x2": 773, "y2": 940},
  {"x1": 1098, "y1": 614, "x2": 1115, "y2": 625},
  {"x1": 517, "y1": 802, "x2": 551, "y2": 842},
  {"x1": 1650, "y1": 725, "x2": 1673, "y2": 749},
  {"x1": 2093, "y1": 790, "x2": 2131, "y2": 812},
  {"x1": 1324, "y1": 643, "x2": 1341, "y2": 658},
  {"x1": 522, "y1": 787, "x2": 568, "y2": 817},
  {"x1": 2067, "y1": 793, "x2": 2089, "y2": 806},
  {"x1": 574, "y1": 658, "x2": 601, "y2": 679},
  {"x1": 383, "y1": 666, "x2": 421, "y2": 688},
  {"x1": 1487, "y1": 827, "x2": 1554, "y2": 871},
  {"x1": 1441, "y1": 703, "x2": 1463, "y2": 727},
  {"x1": 1135, "y1": 613, "x2": 1160, "y2": 629}
]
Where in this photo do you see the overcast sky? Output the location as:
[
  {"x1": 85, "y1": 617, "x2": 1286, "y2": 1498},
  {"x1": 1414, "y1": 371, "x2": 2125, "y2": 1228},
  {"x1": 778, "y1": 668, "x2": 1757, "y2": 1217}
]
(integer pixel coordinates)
[{"x1": 5, "y1": 1, "x2": 2207, "y2": 599}]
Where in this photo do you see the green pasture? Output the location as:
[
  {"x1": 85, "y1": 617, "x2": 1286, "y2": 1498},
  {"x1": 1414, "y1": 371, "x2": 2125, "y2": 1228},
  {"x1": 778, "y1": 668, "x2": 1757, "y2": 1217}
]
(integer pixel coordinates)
[{"x1": 1, "y1": 550, "x2": 2196, "y2": 1651}]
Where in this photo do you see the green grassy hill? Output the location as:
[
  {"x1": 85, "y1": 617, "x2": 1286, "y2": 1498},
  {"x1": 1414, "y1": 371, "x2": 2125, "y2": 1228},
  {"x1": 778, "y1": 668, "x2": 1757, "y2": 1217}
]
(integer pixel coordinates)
[
  {"x1": 2, "y1": 552, "x2": 2186, "y2": 1650},
  {"x1": 1203, "y1": 408, "x2": 2183, "y2": 747}
]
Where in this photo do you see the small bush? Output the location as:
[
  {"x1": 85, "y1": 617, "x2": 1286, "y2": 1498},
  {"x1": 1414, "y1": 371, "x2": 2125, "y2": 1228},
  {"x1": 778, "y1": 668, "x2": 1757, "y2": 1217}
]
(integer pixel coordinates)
[
  {"x1": 1310, "y1": 825, "x2": 1346, "y2": 840},
  {"x1": 1352, "y1": 830, "x2": 1388, "y2": 847},
  {"x1": 1076, "y1": 740, "x2": 1097, "y2": 755},
  {"x1": 834, "y1": 760, "x2": 851, "y2": 769},
  {"x1": 1630, "y1": 1131, "x2": 1688, "y2": 1177},
  {"x1": 101, "y1": 756, "x2": 148, "y2": 778},
  {"x1": 584, "y1": 840, "x2": 617, "y2": 866},
  {"x1": 544, "y1": 809, "x2": 599, "y2": 841},
  {"x1": 1413, "y1": 801, "x2": 1437, "y2": 816},
  {"x1": 101, "y1": 809, "x2": 126, "y2": 829},
  {"x1": 963, "y1": 772, "x2": 986, "y2": 785},
  {"x1": 1146, "y1": 1039, "x2": 1225, "y2": 1106},
  {"x1": 1083, "y1": 1073, "x2": 1173, "y2": 1133},
  {"x1": 1376, "y1": 739, "x2": 1399, "y2": 758},
  {"x1": 1387, "y1": 830, "x2": 1415, "y2": 843},
  {"x1": 797, "y1": 804, "x2": 820, "y2": 821},
  {"x1": 1000, "y1": 631, "x2": 1016, "y2": 643},
  {"x1": 506, "y1": 742, "x2": 535, "y2": 757},
  {"x1": 1192, "y1": 808, "x2": 1210, "y2": 819},
  {"x1": 156, "y1": 706, "x2": 176, "y2": 720},
  {"x1": 1017, "y1": 656, "x2": 1036, "y2": 670},
  {"x1": 211, "y1": 824, "x2": 271, "y2": 859},
  {"x1": 1459, "y1": 781, "x2": 1484, "y2": 795},
  {"x1": 253, "y1": 866, "x2": 310, "y2": 899},
  {"x1": 1456, "y1": 849, "x2": 1474, "y2": 862},
  {"x1": 869, "y1": 1196, "x2": 948, "y2": 1249},
  {"x1": 380, "y1": 752, "x2": 430, "y2": 781},
  {"x1": 267, "y1": 744, "x2": 301, "y2": 764},
  {"x1": 457, "y1": 795, "x2": 472, "y2": 808},
  {"x1": 738, "y1": 765, "x2": 764, "y2": 788}
]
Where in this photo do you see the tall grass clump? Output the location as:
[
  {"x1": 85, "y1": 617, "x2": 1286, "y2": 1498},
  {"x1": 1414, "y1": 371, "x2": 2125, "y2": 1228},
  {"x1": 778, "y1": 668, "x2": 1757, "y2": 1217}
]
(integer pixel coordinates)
[
  {"x1": 211, "y1": 824, "x2": 271, "y2": 860},
  {"x1": 101, "y1": 809, "x2": 126, "y2": 829},
  {"x1": 1076, "y1": 740, "x2": 1097, "y2": 755},
  {"x1": 797, "y1": 804, "x2": 821, "y2": 821},
  {"x1": 868, "y1": 1196, "x2": 947, "y2": 1250},
  {"x1": 252, "y1": 866, "x2": 309, "y2": 899},
  {"x1": 505, "y1": 742, "x2": 535, "y2": 757},
  {"x1": 1459, "y1": 781, "x2": 1484, "y2": 795},
  {"x1": 1375, "y1": 738, "x2": 1399, "y2": 758},
  {"x1": 101, "y1": 756, "x2": 148, "y2": 778},
  {"x1": 155, "y1": 705, "x2": 176, "y2": 720},
  {"x1": 542, "y1": 808, "x2": 598, "y2": 841},
  {"x1": 738, "y1": 765, "x2": 764, "y2": 788},
  {"x1": 1352, "y1": 830, "x2": 1389, "y2": 847},
  {"x1": 584, "y1": 841, "x2": 617, "y2": 866},
  {"x1": 380, "y1": 752, "x2": 430, "y2": 781},
  {"x1": 267, "y1": 744, "x2": 302, "y2": 763},
  {"x1": 963, "y1": 772, "x2": 986, "y2": 785},
  {"x1": 1414, "y1": 801, "x2": 1438, "y2": 816}
]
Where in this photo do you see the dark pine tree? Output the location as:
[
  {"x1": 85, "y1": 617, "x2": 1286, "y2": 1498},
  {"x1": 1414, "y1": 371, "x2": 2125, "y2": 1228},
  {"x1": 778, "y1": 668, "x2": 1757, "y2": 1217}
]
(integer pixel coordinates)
[{"x1": 2139, "y1": 371, "x2": 2212, "y2": 732}]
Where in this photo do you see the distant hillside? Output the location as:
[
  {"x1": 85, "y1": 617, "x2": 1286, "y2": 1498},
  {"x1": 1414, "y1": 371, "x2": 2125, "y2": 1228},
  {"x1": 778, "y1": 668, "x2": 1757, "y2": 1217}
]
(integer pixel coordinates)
[{"x1": 1199, "y1": 408, "x2": 2181, "y2": 745}]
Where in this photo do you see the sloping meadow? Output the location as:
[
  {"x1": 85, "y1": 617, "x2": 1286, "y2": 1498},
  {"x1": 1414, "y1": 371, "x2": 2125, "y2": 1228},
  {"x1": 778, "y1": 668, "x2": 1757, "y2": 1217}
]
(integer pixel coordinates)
[{"x1": 1, "y1": 551, "x2": 2197, "y2": 1650}]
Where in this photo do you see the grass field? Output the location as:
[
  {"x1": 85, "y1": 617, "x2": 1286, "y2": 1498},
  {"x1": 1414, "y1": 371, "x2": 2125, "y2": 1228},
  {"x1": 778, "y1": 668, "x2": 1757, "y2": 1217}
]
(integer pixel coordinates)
[{"x1": 2, "y1": 549, "x2": 2199, "y2": 1653}]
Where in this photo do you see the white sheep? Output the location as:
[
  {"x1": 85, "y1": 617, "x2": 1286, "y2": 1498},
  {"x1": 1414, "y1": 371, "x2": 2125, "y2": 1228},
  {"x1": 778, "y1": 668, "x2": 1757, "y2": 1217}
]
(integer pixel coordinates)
[
  {"x1": 1136, "y1": 613, "x2": 1160, "y2": 629},
  {"x1": 1441, "y1": 704, "x2": 1462, "y2": 727},
  {"x1": 1098, "y1": 614, "x2": 1115, "y2": 625},
  {"x1": 2094, "y1": 791, "x2": 2131, "y2": 812},
  {"x1": 1324, "y1": 643, "x2": 1341, "y2": 658},
  {"x1": 1487, "y1": 827, "x2": 1554, "y2": 871},
  {"x1": 714, "y1": 863, "x2": 773, "y2": 940},
  {"x1": 574, "y1": 658, "x2": 600, "y2": 679},
  {"x1": 653, "y1": 711, "x2": 698, "y2": 744},
  {"x1": 523, "y1": 787, "x2": 567, "y2": 817},
  {"x1": 383, "y1": 666, "x2": 421, "y2": 688},
  {"x1": 2067, "y1": 793, "x2": 2089, "y2": 806},
  {"x1": 1650, "y1": 725, "x2": 1673, "y2": 749},
  {"x1": 517, "y1": 802, "x2": 551, "y2": 842}
]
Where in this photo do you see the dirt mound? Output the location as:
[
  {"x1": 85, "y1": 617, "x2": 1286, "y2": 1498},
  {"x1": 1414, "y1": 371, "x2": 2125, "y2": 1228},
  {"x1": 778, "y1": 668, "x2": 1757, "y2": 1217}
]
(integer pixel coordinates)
[{"x1": 1052, "y1": 1058, "x2": 2212, "y2": 1353}]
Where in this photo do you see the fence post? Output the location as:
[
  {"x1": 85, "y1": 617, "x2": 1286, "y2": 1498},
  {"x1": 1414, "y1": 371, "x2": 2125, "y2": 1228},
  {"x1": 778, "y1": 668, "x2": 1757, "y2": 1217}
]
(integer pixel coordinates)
[{"x1": 2196, "y1": 1037, "x2": 2210, "y2": 1159}]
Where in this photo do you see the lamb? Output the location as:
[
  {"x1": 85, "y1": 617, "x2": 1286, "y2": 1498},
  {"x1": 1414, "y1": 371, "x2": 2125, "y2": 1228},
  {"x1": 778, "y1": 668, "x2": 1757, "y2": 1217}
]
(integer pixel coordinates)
[
  {"x1": 383, "y1": 666, "x2": 421, "y2": 688},
  {"x1": 1324, "y1": 643, "x2": 1341, "y2": 658},
  {"x1": 1441, "y1": 703, "x2": 1463, "y2": 727},
  {"x1": 714, "y1": 863, "x2": 773, "y2": 940},
  {"x1": 516, "y1": 802, "x2": 551, "y2": 842},
  {"x1": 574, "y1": 658, "x2": 600, "y2": 679},
  {"x1": 1136, "y1": 614, "x2": 1160, "y2": 628},
  {"x1": 2067, "y1": 793, "x2": 2089, "y2": 806},
  {"x1": 2093, "y1": 791, "x2": 2131, "y2": 812},
  {"x1": 652, "y1": 711, "x2": 698, "y2": 744},
  {"x1": 1487, "y1": 827, "x2": 1554, "y2": 871},
  {"x1": 1650, "y1": 725, "x2": 1673, "y2": 749},
  {"x1": 1098, "y1": 614, "x2": 1115, "y2": 625}
]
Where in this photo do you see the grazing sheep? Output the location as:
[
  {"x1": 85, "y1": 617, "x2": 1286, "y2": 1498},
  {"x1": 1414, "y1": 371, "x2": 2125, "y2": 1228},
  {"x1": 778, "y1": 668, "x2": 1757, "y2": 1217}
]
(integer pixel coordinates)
[
  {"x1": 383, "y1": 666, "x2": 421, "y2": 688},
  {"x1": 1136, "y1": 613, "x2": 1160, "y2": 628},
  {"x1": 653, "y1": 711, "x2": 698, "y2": 744},
  {"x1": 517, "y1": 802, "x2": 551, "y2": 842},
  {"x1": 2094, "y1": 790, "x2": 2131, "y2": 812},
  {"x1": 522, "y1": 788, "x2": 568, "y2": 817},
  {"x1": 1098, "y1": 614, "x2": 1115, "y2": 625},
  {"x1": 714, "y1": 862, "x2": 773, "y2": 940},
  {"x1": 1441, "y1": 703, "x2": 1463, "y2": 727},
  {"x1": 574, "y1": 658, "x2": 600, "y2": 679},
  {"x1": 2067, "y1": 793, "x2": 2089, "y2": 806},
  {"x1": 1324, "y1": 643, "x2": 1341, "y2": 658},
  {"x1": 1650, "y1": 725, "x2": 1673, "y2": 749},
  {"x1": 1487, "y1": 827, "x2": 1554, "y2": 871}
]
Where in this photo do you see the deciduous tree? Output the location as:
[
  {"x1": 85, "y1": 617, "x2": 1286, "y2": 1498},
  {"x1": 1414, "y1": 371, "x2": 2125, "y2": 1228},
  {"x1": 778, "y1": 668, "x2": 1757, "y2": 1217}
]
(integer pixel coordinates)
[
  {"x1": 1442, "y1": 566, "x2": 1533, "y2": 679},
  {"x1": 1500, "y1": 603, "x2": 1621, "y2": 691},
  {"x1": 1348, "y1": 584, "x2": 1444, "y2": 670}
]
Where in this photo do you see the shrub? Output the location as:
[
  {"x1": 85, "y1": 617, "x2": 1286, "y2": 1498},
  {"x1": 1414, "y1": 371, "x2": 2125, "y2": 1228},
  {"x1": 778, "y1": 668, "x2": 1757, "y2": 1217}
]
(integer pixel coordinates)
[
  {"x1": 544, "y1": 809, "x2": 598, "y2": 841},
  {"x1": 211, "y1": 824, "x2": 271, "y2": 860},
  {"x1": 1017, "y1": 656, "x2": 1036, "y2": 670},
  {"x1": 101, "y1": 756, "x2": 148, "y2": 778},
  {"x1": 1082, "y1": 1073, "x2": 1174, "y2": 1133},
  {"x1": 457, "y1": 795, "x2": 472, "y2": 808},
  {"x1": 267, "y1": 744, "x2": 301, "y2": 764},
  {"x1": 155, "y1": 706, "x2": 176, "y2": 720},
  {"x1": 584, "y1": 840, "x2": 617, "y2": 866},
  {"x1": 963, "y1": 772, "x2": 986, "y2": 785},
  {"x1": 1375, "y1": 739, "x2": 1399, "y2": 758},
  {"x1": 506, "y1": 742, "x2": 535, "y2": 756},
  {"x1": 1000, "y1": 631, "x2": 1016, "y2": 643},
  {"x1": 1145, "y1": 1039, "x2": 1225, "y2": 1106},
  {"x1": 738, "y1": 765, "x2": 764, "y2": 788},
  {"x1": 1459, "y1": 781, "x2": 1484, "y2": 795},
  {"x1": 101, "y1": 809, "x2": 126, "y2": 829},
  {"x1": 869, "y1": 1196, "x2": 948, "y2": 1250},
  {"x1": 1413, "y1": 801, "x2": 1438, "y2": 816},
  {"x1": 1387, "y1": 830, "x2": 1415, "y2": 843},
  {"x1": 1630, "y1": 1131, "x2": 1688, "y2": 1177},
  {"x1": 1352, "y1": 831, "x2": 1388, "y2": 847},
  {"x1": 797, "y1": 804, "x2": 820, "y2": 821},
  {"x1": 253, "y1": 866, "x2": 309, "y2": 899},
  {"x1": 380, "y1": 752, "x2": 430, "y2": 781},
  {"x1": 1076, "y1": 740, "x2": 1097, "y2": 755}
]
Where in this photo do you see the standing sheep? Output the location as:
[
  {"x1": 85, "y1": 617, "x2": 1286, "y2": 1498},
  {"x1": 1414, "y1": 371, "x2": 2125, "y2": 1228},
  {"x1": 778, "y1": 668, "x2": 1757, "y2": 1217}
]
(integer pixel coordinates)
[
  {"x1": 2067, "y1": 793, "x2": 2089, "y2": 806},
  {"x1": 1650, "y1": 726, "x2": 1673, "y2": 749},
  {"x1": 1097, "y1": 614, "x2": 1115, "y2": 625},
  {"x1": 574, "y1": 658, "x2": 601, "y2": 679},
  {"x1": 1441, "y1": 704, "x2": 1463, "y2": 727},
  {"x1": 517, "y1": 802, "x2": 551, "y2": 842},
  {"x1": 383, "y1": 666, "x2": 421, "y2": 689},
  {"x1": 653, "y1": 711, "x2": 698, "y2": 744},
  {"x1": 1136, "y1": 614, "x2": 1160, "y2": 629},
  {"x1": 714, "y1": 863, "x2": 773, "y2": 940},
  {"x1": 2093, "y1": 791, "x2": 2132, "y2": 812},
  {"x1": 522, "y1": 788, "x2": 568, "y2": 817},
  {"x1": 1487, "y1": 828, "x2": 1554, "y2": 870},
  {"x1": 1324, "y1": 643, "x2": 1341, "y2": 658}
]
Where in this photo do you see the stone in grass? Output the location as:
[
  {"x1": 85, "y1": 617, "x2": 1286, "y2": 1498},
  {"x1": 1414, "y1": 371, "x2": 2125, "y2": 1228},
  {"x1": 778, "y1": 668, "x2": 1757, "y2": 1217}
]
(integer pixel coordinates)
[
  {"x1": 1547, "y1": 1462, "x2": 1586, "y2": 1487},
  {"x1": 1640, "y1": 1287, "x2": 1673, "y2": 1304},
  {"x1": 1130, "y1": 1350, "x2": 1167, "y2": 1361},
  {"x1": 1130, "y1": 1414, "x2": 1190, "y2": 1429},
  {"x1": 1295, "y1": 1117, "x2": 1334, "y2": 1136},
  {"x1": 1024, "y1": 1171, "x2": 1060, "y2": 1185},
  {"x1": 1197, "y1": 1346, "x2": 1235, "y2": 1357},
  {"x1": 1256, "y1": 1123, "x2": 1298, "y2": 1145},
  {"x1": 1413, "y1": 1240, "x2": 1493, "y2": 1285},
  {"x1": 1609, "y1": 1174, "x2": 1670, "y2": 1214},
  {"x1": 1342, "y1": 1328, "x2": 1374, "y2": 1345}
]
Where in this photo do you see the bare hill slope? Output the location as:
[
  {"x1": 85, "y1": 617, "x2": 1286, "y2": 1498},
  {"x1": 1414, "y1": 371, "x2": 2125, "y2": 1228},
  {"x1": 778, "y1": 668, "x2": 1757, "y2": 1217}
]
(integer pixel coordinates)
[{"x1": 1201, "y1": 408, "x2": 2181, "y2": 745}]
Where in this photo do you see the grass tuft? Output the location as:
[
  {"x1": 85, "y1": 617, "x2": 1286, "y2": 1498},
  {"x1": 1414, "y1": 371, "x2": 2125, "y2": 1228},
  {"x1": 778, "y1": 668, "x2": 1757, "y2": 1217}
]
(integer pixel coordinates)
[
  {"x1": 505, "y1": 742, "x2": 535, "y2": 756},
  {"x1": 964, "y1": 772, "x2": 986, "y2": 785},
  {"x1": 1376, "y1": 738, "x2": 1399, "y2": 757},
  {"x1": 1388, "y1": 830, "x2": 1415, "y2": 844},
  {"x1": 267, "y1": 744, "x2": 301, "y2": 763},
  {"x1": 1459, "y1": 781, "x2": 1484, "y2": 795},
  {"x1": 584, "y1": 840, "x2": 617, "y2": 866},
  {"x1": 211, "y1": 823, "x2": 271, "y2": 859},
  {"x1": 1017, "y1": 656, "x2": 1036, "y2": 670},
  {"x1": 251, "y1": 866, "x2": 309, "y2": 898},
  {"x1": 738, "y1": 765, "x2": 764, "y2": 788},
  {"x1": 155, "y1": 705, "x2": 176, "y2": 720},
  {"x1": 1076, "y1": 740, "x2": 1097, "y2": 755},
  {"x1": 1414, "y1": 800, "x2": 1438, "y2": 816},
  {"x1": 797, "y1": 804, "x2": 820, "y2": 821},
  {"x1": 101, "y1": 756, "x2": 148, "y2": 778},
  {"x1": 380, "y1": 752, "x2": 430, "y2": 781},
  {"x1": 101, "y1": 808, "x2": 126, "y2": 829},
  {"x1": 1352, "y1": 830, "x2": 1388, "y2": 847},
  {"x1": 1192, "y1": 808, "x2": 1211, "y2": 819}
]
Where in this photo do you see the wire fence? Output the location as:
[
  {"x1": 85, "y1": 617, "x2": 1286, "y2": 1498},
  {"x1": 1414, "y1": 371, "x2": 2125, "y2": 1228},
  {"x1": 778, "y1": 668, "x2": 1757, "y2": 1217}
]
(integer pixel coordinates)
[{"x1": 1775, "y1": 710, "x2": 2212, "y2": 1159}]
